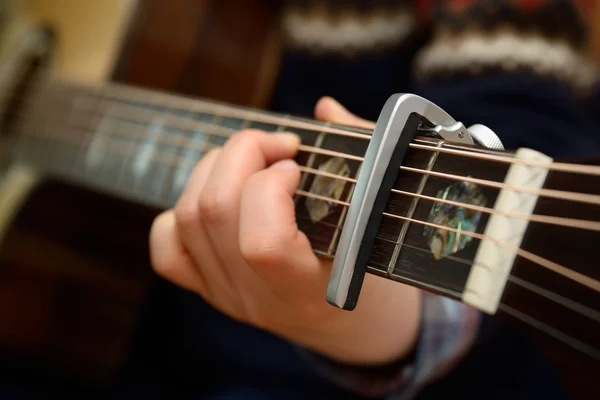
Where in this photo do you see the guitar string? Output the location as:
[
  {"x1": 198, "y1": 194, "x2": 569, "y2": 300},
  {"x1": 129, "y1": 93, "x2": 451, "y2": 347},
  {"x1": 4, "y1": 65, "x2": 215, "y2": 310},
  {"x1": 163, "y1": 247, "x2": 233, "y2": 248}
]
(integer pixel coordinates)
[
  {"x1": 18, "y1": 119, "x2": 600, "y2": 221},
  {"x1": 298, "y1": 215, "x2": 600, "y2": 361},
  {"x1": 11, "y1": 96, "x2": 600, "y2": 209},
  {"x1": 14, "y1": 125, "x2": 600, "y2": 295},
  {"x1": 295, "y1": 213, "x2": 600, "y2": 324},
  {"x1": 297, "y1": 165, "x2": 600, "y2": 233},
  {"x1": 12, "y1": 85, "x2": 600, "y2": 216},
  {"x1": 497, "y1": 304, "x2": 600, "y2": 362},
  {"x1": 9, "y1": 82, "x2": 600, "y2": 288},
  {"x1": 67, "y1": 78, "x2": 600, "y2": 177},
  {"x1": 9, "y1": 79, "x2": 600, "y2": 360},
  {"x1": 383, "y1": 213, "x2": 600, "y2": 293},
  {"x1": 15, "y1": 76, "x2": 600, "y2": 177},
  {"x1": 13, "y1": 122, "x2": 600, "y2": 362}
]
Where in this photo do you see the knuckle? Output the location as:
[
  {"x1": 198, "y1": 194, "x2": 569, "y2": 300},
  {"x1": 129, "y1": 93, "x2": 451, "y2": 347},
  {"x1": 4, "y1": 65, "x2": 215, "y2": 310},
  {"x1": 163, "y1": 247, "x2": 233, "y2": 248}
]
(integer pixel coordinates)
[
  {"x1": 198, "y1": 189, "x2": 228, "y2": 223},
  {"x1": 240, "y1": 234, "x2": 287, "y2": 267},
  {"x1": 174, "y1": 197, "x2": 200, "y2": 228},
  {"x1": 227, "y1": 129, "x2": 263, "y2": 147}
]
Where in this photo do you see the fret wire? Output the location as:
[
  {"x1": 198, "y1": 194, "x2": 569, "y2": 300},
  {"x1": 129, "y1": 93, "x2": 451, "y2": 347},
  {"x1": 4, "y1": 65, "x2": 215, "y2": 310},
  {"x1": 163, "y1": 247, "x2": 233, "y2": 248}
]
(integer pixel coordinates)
[
  {"x1": 400, "y1": 166, "x2": 600, "y2": 206},
  {"x1": 240, "y1": 118, "x2": 251, "y2": 130},
  {"x1": 98, "y1": 99, "x2": 136, "y2": 188},
  {"x1": 98, "y1": 105, "x2": 122, "y2": 189},
  {"x1": 70, "y1": 78, "x2": 600, "y2": 177},
  {"x1": 375, "y1": 235, "x2": 593, "y2": 321},
  {"x1": 382, "y1": 213, "x2": 600, "y2": 292},
  {"x1": 386, "y1": 141, "x2": 444, "y2": 277},
  {"x1": 9, "y1": 79, "x2": 600, "y2": 362},
  {"x1": 106, "y1": 102, "x2": 214, "y2": 148},
  {"x1": 11, "y1": 79, "x2": 600, "y2": 218},
  {"x1": 298, "y1": 165, "x2": 357, "y2": 183},
  {"x1": 21, "y1": 125, "x2": 600, "y2": 312},
  {"x1": 18, "y1": 118, "x2": 600, "y2": 233},
  {"x1": 375, "y1": 235, "x2": 600, "y2": 324},
  {"x1": 34, "y1": 102, "x2": 600, "y2": 318},
  {"x1": 15, "y1": 77, "x2": 600, "y2": 180},
  {"x1": 411, "y1": 142, "x2": 600, "y2": 177},
  {"x1": 330, "y1": 161, "x2": 361, "y2": 256},
  {"x1": 76, "y1": 94, "x2": 106, "y2": 178},
  {"x1": 99, "y1": 80, "x2": 373, "y2": 139},
  {"x1": 275, "y1": 115, "x2": 290, "y2": 132},
  {"x1": 9, "y1": 80, "x2": 516, "y2": 172},
  {"x1": 152, "y1": 103, "x2": 176, "y2": 204},
  {"x1": 114, "y1": 116, "x2": 137, "y2": 191},
  {"x1": 12, "y1": 92, "x2": 593, "y2": 233},
  {"x1": 211, "y1": 107, "x2": 225, "y2": 145},
  {"x1": 167, "y1": 108, "x2": 195, "y2": 205},
  {"x1": 18, "y1": 122, "x2": 600, "y2": 296},
  {"x1": 295, "y1": 122, "x2": 329, "y2": 207},
  {"x1": 366, "y1": 265, "x2": 464, "y2": 298},
  {"x1": 298, "y1": 144, "x2": 364, "y2": 162}
]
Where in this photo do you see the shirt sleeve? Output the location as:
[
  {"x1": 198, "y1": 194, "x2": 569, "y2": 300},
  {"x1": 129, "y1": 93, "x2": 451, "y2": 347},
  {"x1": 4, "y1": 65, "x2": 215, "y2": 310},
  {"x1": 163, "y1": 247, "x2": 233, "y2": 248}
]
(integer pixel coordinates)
[{"x1": 296, "y1": 292, "x2": 480, "y2": 398}]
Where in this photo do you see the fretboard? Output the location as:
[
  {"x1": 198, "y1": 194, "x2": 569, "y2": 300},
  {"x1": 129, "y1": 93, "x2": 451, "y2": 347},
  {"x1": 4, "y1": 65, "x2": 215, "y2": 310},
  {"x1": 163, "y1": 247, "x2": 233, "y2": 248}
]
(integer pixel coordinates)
[
  {"x1": 5, "y1": 76, "x2": 600, "y2": 363},
  {"x1": 5, "y1": 76, "x2": 516, "y2": 260},
  {"x1": 7, "y1": 77, "x2": 516, "y2": 260},
  {"x1": 7, "y1": 77, "x2": 373, "y2": 256}
]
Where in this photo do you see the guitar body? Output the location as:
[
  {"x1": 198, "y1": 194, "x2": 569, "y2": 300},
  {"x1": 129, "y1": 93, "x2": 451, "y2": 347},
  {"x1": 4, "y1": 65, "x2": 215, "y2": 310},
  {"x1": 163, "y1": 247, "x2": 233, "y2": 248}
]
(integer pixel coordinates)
[{"x1": 0, "y1": 0, "x2": 279, "y2": 389}]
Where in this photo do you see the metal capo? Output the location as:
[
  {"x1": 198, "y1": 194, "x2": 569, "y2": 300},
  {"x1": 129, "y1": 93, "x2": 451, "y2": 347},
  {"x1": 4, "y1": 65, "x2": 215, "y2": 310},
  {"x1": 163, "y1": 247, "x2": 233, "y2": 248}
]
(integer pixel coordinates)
[{"x1": 326, "y1": 93, "x2": 503, "y2": 310}]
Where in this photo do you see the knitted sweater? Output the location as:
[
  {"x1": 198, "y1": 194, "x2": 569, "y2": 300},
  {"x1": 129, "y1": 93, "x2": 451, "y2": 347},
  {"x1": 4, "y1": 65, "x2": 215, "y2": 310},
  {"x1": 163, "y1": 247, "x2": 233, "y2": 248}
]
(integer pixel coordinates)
[
  {"x1": 261, "y1": 0, "x2": 600, "y2": 399},
  {"x1": 271, "y1": 0, "x2": 600, "y2": 159}
]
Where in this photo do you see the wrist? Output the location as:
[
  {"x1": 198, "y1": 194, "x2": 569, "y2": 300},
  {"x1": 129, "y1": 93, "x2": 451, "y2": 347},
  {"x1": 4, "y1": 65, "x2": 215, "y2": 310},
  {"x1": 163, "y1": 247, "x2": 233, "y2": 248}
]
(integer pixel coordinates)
[{"x1": 296, "y1": 276, "x2": 422, "y2": 367}]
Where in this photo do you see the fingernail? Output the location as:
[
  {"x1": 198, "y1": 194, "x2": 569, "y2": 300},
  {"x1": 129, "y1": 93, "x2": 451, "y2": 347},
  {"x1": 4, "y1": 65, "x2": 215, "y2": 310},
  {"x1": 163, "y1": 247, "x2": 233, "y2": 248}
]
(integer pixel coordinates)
[
  {"x1": 272, "y1": 159, "x2": 298, "y2": 170},
  {"x1": 275, "y1": 132, "x2": 301, "y2": 148}
]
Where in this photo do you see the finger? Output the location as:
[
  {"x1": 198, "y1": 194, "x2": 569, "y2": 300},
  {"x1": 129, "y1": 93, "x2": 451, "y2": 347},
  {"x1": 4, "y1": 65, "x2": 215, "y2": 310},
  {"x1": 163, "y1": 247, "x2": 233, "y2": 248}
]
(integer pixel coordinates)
[
  {"x1": 314, "y1": 96, "x2": 376, "y2": 129},
  {"x1": 173, "y1": 148, "x2": 223, "y2": 297},
  {"x1": 239, "y1": 159, "x2": 327, "y2": 298},
  {"x1": 149, "y1": 210, "x2": 207, "y2": 295},
  {"x1": 199, "y1": 130, "x2": 300, "y2": 226},
  {"x1": 197, "y1": 131, "x2": 300, "y2": 297}
]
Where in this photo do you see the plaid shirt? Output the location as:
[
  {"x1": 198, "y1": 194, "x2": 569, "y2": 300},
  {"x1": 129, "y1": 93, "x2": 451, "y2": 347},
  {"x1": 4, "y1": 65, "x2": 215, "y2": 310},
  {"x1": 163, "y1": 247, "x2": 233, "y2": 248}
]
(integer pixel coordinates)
[{"x1": 298, "y1": 292, "x2": 481, "y2": 399}]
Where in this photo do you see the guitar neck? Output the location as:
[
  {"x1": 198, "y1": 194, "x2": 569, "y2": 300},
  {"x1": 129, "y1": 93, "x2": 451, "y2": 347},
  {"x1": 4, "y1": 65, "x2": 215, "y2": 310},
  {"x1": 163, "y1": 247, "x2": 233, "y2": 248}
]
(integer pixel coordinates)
[
  {"x1": 5, "y1": 76, "x2": 509, "y2": 257},
  {"x1": 5, "y1": 75, "x2": 600, "y2": 363}
]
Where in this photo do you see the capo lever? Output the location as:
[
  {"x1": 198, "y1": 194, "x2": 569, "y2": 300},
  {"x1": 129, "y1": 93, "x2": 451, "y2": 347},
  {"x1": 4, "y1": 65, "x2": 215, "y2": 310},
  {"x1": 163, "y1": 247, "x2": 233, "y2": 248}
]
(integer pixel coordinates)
[{"x1": 326, "y1": 93, "x2": 502, "y2": 310}]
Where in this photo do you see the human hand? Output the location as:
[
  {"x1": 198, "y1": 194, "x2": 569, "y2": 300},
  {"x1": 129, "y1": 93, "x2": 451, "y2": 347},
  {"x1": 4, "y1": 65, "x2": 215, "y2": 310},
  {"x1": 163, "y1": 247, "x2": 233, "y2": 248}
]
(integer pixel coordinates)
[{"x1": 149, "y1": 97, "x2": 421, "y2": 366}]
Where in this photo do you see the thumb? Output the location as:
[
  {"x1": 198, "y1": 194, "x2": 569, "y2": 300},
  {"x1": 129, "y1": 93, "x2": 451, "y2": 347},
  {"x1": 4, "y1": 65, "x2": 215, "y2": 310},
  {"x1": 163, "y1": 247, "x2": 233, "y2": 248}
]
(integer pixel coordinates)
[{"x1": 314, "y1": 96, "x2": 376, "y2": 129}]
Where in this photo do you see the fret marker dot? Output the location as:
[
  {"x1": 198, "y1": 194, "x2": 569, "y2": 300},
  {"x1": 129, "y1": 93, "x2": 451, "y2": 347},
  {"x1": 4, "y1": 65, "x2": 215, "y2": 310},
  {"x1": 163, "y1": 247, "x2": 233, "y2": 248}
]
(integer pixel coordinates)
[
  {"x1": 305, "y1": 157, "x2": 350, "y2": 223},
  {"x1": 423, "y1": 181, "x2": 486, "y2": 260}
]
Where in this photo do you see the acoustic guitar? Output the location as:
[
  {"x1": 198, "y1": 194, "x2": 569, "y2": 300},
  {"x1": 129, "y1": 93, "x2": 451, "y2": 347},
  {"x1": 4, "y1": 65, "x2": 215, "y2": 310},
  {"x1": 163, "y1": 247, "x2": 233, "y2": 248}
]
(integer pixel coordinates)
[{"x1": 0, "y1": 0, "x2": 598, "y2": 397}]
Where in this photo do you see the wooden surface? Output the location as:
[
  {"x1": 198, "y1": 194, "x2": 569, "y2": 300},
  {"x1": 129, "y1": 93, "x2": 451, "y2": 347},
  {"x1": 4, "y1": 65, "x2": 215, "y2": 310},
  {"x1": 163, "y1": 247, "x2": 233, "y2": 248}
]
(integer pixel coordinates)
[{"x1": 111, "y1": 0, "x2": 281, "y2": 108}]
